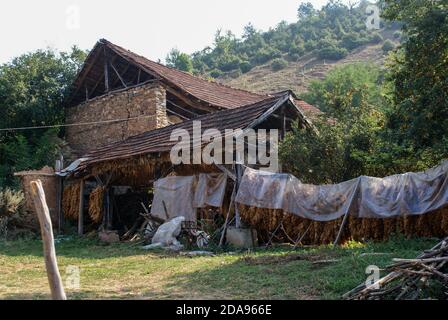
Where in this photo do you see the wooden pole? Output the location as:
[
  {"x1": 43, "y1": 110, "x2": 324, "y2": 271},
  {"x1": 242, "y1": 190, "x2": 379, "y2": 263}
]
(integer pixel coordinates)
[
  {"x1": 219, "y1": 183, "x2": 236, "y2": 247},
  {"x1": 78, "y1": 179, "x2": 84, "y2": 236},
  {"x1": 30, "y1": 180, "x2": 67, "y2": 300},
  {"x1": 234, "y1": 164, "x2": 243, "y2": 228},
  {"x1": 333, "y1": 211, "x2": 349, "y2": 247},
  {"x1": 104, "y1": 48, "x2": 110, "y2": 93}
]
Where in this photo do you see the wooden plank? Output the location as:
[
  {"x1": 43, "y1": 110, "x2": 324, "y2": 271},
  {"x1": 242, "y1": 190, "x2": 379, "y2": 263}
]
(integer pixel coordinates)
[
  {"x1": 30, "y1": 180, "x2": 67, "y2": 300},
  {"x1": 78, "y1": 179, "x2": 85, "y2": 235},
  {"x1": 110, "y1": 62, "x2": 128, "y2": 88}
]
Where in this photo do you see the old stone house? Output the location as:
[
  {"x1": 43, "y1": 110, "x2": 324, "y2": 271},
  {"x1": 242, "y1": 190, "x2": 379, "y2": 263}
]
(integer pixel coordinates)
[
  {"x1": 58, "y1": 39, "x2": 321, "y2": 237},
  {"x1": 65, "y1": 39, "x2": 320, "y2": 156}
]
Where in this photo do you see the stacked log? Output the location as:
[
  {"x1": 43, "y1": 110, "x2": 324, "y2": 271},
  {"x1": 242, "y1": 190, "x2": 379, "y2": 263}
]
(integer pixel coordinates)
[{"x1": 344, "y1": 237, "x2": 448, "y2": 300}]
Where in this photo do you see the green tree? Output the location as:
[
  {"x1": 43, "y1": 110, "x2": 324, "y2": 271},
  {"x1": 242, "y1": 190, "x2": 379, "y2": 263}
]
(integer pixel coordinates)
[
  {"x1": 303, "y1": 63, "x2": 387, "y2": 113},
  {"x1": 298, "y1": 2, "x2": 316, "y2": 20},
  {"x1": 281, "y1": 88, "x2": 386, "y2": 184},
  {"x1": 382, "y1": 0, "x2": 448, "y2": 152},
  {"x1": 382, "y1": 39, "x2": 395, "y2": 53},
  {"x1": 165, "y1": 48, "x2": 193, "y2": 73},
  {"x1": 0, "y1": 47, "x2": 86, "y2": 187}
]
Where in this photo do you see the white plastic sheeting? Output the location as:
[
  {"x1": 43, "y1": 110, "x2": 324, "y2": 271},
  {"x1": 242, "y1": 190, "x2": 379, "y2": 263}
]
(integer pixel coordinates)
[
  {"x1": 151, "y1": 174, "x2": 227, "y2": 222},
  {"x1": 151, "y1": 176, "x2": 196, "y2": 221},
  {"x1": 193, "y1": 173, "x2": 228, "y2": 208},
  {"x1": 235, "y1": 161, "x2": 448, "y2": 221}
]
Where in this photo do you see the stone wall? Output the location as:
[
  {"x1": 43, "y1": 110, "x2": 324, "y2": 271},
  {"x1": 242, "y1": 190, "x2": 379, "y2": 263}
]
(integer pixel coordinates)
[{"x1": 65, "y1": 83, "x2": 168, "y2": 155}]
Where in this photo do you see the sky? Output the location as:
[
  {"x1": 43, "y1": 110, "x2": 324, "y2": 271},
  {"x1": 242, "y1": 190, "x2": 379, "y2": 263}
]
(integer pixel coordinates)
[{"x1": 0, "y1": 0, "x2": 350, "y2": 64}]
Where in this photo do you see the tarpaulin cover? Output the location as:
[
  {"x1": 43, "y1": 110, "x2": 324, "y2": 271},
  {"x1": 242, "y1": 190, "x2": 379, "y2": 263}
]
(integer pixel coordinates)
[
  {"x1": 193, "y1": 173, "x2": 227, "y2": 208},
  {"x1": 151, "y1": 176, "x2": 196, "y2": 221},
  {"x1": 151, "y1": 174, "x2": 227, "y2": 222},
  {"x1": 235, "y1": 161, "x2": 448, "y2": 221}
]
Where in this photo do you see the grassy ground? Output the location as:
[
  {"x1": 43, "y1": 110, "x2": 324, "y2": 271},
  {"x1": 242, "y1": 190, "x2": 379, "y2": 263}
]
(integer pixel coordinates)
[{"x1": 0, "y1": 236, "x2": 439, "y2": 300}]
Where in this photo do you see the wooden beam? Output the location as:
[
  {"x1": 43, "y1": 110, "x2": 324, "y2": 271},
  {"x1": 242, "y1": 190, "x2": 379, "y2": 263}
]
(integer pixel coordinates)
[
  {"x1": 104, "y1": 48, "x2": 110, "y2": 93},
  {"x1": 89, "y1": 54, "x2": 120, "y2": 99},
  {"x1": 247, "y1": 94, "x2": 290, "y2": 129},
  {"x1": 111, "y1": 61, "x2": 133, "y2": 89},
  {"x1": 110, "y1": 61, "x2": 128, "y2": 88},
  {"x1": 30, "y1": 180, "x2": 67, "y2": 300},
  {"x1": 166, "y1": 98, "x2": 200, "y2": 117},
  {"x1": 166, "y1": 87, "x2": 216, "y2": 113},
  {"x1": 234, "y1": 164, "x2": 243, "y2": 228},
  {"x1": 137, "y1": 68, "x2": 141, "y2": 84},
  {"x1": 78, "y1": 179, "x2": 85, "y2": 235},
  {"x1": 68, "y1": 43, "x2": 103, "y2": 105},
  {"x1": 270, "y1": 112, "x2": 295, "y2": 123},
  {"x1": 167, "y1": 108, "x2": 189, "y2": 121},
  {"x1": 57, "y1": 177, "x2": 63, "y2": 234}
]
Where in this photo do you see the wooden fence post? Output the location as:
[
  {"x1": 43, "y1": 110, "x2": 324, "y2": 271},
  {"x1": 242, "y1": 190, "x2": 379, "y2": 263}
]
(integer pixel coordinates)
[{"x1": 30, "y1": 180, "x2": 67, "y2": 300}]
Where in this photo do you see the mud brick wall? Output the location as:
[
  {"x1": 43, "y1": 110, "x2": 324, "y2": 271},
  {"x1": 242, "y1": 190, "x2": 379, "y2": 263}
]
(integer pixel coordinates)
[
  {"x1": 15, "y1": 166, "x2": 58, "y2": 230},
  {"x1": 66, "y1": 83, "x2": 168, "y2": 155}
]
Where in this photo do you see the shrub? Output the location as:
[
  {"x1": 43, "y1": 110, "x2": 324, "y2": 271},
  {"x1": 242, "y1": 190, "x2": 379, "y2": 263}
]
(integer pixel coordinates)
[
  {"x1": 0, "y1": 188, "x2": 24, "y2": 239},
  {"x1": 288, "y1": 43, "x2": 305, "y2": 57},
  {"x1": 271, "y1": 58, "x2": 288, "y2": 71},
  {"x1": 288, "y1": 53, "x2": 301, "y2": 61},
  {"x1": 370, "y1": 32, "x2": 384, "y2": 44},
  {"x1": 393, "y1": 31, "x2": 401, "y2": 39},
  {"x1": 382, "y1": 40, "x2": 396, "y2": 53},
  {"x1": 218, "y1": 55, "x2": 242, "y2": 72},
  {"x1": 251, "y1": 47, "x2": 282, "y2": 65},
  {"x1": 239, "y1": 61, "x2": 253, "y2": 73},
  {"x1": 0, "y1": 188, "x2": 24, "y2": 219},
  {"x1": 342, "y1": 33, "x2": 367, "y2": 50},
  {"x1": 317, "y1": 46, "x2": 348, "y2": 60},
  {"x1": 209, "y1": 69, "x2": 223, "y2": 78}
]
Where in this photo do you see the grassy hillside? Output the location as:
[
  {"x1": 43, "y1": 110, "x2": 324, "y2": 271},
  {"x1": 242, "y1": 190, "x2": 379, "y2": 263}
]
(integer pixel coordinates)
[{"x1": 218, "y1": 30, "x2": 399, "y2": 97}]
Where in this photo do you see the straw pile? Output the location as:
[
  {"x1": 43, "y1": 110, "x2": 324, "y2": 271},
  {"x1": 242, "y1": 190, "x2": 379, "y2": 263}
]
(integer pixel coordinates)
[
  {"x1": 62, "y1": 182, "x2": 80, "y2": 220},
  {"x1": 88, "y1": 186, "x2": 105, "y2": 224},
  {"x1": 239, "y1": 205, "x2": 448, "y2": 245}
]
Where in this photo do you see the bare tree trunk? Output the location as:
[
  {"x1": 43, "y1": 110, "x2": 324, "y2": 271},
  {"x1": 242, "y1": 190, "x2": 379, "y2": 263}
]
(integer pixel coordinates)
[{"x1": 30, "y1": 180, "x2": 67, "y2": 300}]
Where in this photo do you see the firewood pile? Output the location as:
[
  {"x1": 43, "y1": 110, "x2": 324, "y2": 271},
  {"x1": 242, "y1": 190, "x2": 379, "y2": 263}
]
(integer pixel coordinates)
[{"x1": 344, "y1": 237, "x2": 448, "y2": 300}]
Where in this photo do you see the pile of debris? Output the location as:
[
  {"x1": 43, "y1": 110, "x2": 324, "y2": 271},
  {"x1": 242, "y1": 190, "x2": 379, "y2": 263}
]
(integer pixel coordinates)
[{"x1": 344, "y1": 237, "x2": 448, "y2": 300}]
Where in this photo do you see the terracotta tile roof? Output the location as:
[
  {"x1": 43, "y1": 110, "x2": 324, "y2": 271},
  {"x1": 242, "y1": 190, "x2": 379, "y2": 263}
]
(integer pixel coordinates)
[
  {"x1": 294, "y1": 99, "x2": 323, "y2": 117},
  {"x1": 101, "y1": 39, "x2": 267, "y2": 109},
  {"x1": 73, "y1": 94, "x2": 295, "y2": 174}
]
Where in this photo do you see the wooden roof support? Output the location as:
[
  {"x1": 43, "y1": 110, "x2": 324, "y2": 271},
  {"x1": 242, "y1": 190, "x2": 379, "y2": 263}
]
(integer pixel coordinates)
[
  {"x1": 104, "y1": 48, "x2": 110, "y2": 93},
  {"x1": 166, "y1": 98, "x2": 200, "y2": 118},
  {"x1": 167, "y1": 109, "x2": 189, "y2": 121},
  {"x1": 165, "y1": 87, "x2": 216, "y2": 113},
  {"x1": 110, "y1": 61, "x2": 128, "y2": 88},
  {"x1": 78, "y1": 179, "x2": 85, "y2": 235}
]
